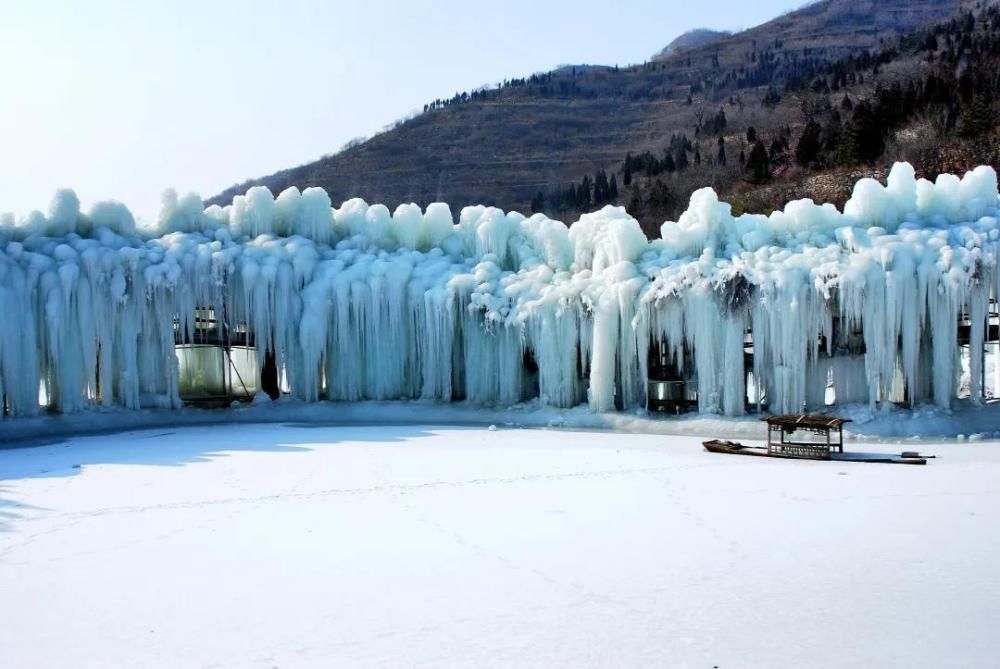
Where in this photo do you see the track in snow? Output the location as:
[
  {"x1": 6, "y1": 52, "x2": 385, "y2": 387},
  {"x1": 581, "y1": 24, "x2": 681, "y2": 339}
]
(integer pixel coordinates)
[{"x1": 1, "y1": 424, "x2": 998, "y2": 668}]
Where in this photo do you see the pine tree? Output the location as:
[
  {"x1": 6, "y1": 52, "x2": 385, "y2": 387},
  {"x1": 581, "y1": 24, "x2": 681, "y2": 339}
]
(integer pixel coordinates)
[
  {"x1": 843, "y1": 101, "x2": 884, "y2": 164},
  {"x1": 594, "y1": 169, "x2": 610, "y2": 205},
  {"x1": 794, "y1": 120, "x2": 823, "y2": 166},
  {"x1": 713, "y1": 108, "x2": 727, "y2": 134},
  {"x1": 960, "y1": 93, "x2": 994, "y2": 137},
  {"x1": 769, "y1": 138, "x2": 786, "y2": 165},
  {"x1": 762, "y1": 86, "x2": 781, "y2": 107},
  {"x1": 745, "y1": 141, "x2": 770, "y2": 183},
  {"x1": 716, "y1": 136, "x2": 727, "y2": 166},
  {"x1": 675, "y1": 148, "x2": 688, "y2": 171},
  {"x1": 530, "y1": 192, "x2": 545, "y2": 213},
  {"x1": 609, "y1": 174, "x2": 619, "y2": 201},
  {"x1": 561, "y1": 184, "x2": 576, "y2": 211},
  {"x1": 579, "y1": 176, "x2": 592, "y2": 209},
  {"x1": 823, "y1": 116, "x2": 843, "y2": 161}
]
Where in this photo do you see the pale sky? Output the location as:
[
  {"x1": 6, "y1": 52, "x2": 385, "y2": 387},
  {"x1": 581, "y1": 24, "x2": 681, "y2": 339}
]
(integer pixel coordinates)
[{"x1": 0, "y1": 0, "x2": 801, "y2": 222}]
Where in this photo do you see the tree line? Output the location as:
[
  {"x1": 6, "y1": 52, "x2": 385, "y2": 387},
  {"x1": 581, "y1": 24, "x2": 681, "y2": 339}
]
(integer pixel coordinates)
[{"x1": 532, "y1": 168, "x2": 620, "y2": 214}]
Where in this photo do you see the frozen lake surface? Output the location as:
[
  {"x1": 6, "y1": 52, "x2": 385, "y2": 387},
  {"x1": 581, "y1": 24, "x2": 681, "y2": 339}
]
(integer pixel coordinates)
[{"x1": 1, "y1": 424, "x2": 999, "y2": 668}]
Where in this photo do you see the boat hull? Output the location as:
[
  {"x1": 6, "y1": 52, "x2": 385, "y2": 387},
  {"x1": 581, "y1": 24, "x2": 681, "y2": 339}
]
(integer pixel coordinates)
[{"x1": 702, "y1": 440, "x2": 927, "y2": 465}]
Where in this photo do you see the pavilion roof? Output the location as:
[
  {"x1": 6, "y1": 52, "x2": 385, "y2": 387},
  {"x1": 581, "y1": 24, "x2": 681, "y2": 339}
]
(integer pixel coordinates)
[{"x1": 762, "y1": 414, "x2": 852, "y2": 430}]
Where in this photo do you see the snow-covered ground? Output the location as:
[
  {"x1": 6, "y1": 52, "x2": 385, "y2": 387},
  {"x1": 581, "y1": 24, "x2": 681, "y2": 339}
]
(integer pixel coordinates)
[
  {"x1": 1, "y1": 424, "x2": 998, "y2": 668},
  {"x1": 7, "y1": 396, "x2": 1000, "y2": 447}
]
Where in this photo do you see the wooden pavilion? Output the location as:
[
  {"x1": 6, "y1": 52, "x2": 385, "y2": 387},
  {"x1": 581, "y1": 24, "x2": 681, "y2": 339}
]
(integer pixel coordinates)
[{"x1": 762, "y1": 415, "x2": 851, "y2": 460}]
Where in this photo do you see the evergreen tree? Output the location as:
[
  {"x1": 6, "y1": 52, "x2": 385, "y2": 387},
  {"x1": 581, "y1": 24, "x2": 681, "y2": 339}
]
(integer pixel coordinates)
[
  {"x1": 762, "y1": 86, "x2": 781, "y2": 107},
  {"x1": 769, "y1": 138, "x2": 786, "y2": 165},
  {"x1": 960, "y1": 93, "x2": 994, "y2": 137},
  {"x1": 530, "y1": 192, "x2": 545, "y2": 213},
  {"x1": 648, "y1": 179, "x2": 675, "y2": 210},
  {"x1": 578, "y1": 175, "x2": 592, "y2": 209},
  {"x1": 594, "y1": 169, "x2": 610, "y2": 205},
  {"x1": 609, "y1": 174, "x2": 619, "y2": 201},
  {"x1": 745, "y1": 141, "x2": 770, "y2": 183},
  {"x1": 823, "y1": 116, "x2": 843, "y2": 161},
  {"x1": 716, "y1": 136, "x2": 727, "y2": 166},
  {"x1": 675, "y1": 148, "x2": 688, "y2": 171},
  {"x1": 794, "y1": 120, "x2": 823, "y2": 166},
  {"x1": 561, "y1": 184, "x2": 576, "y2": 211},
  {"x1": 843, "y1": 100, "x2": 884, "y2": 164}
]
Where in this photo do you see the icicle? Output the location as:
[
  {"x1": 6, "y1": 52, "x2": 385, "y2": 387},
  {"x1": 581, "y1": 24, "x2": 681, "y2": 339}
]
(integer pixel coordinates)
[{"x1": 2, "y1": 163, "x2": 1000, "y2": 420}]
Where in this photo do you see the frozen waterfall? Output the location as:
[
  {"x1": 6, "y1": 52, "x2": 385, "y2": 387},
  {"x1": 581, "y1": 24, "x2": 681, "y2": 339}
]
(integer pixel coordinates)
[{"x1": 2, "y1": 162, "x2": 1000, "y2": 419}]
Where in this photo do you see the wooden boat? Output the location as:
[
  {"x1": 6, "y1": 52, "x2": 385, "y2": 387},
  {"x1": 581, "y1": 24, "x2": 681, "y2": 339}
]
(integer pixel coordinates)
[
  {"x1": 702, "y1": 439, "x2": 927, "y2": 465},
  {"x1": 702, "y1": 439, "x2": 770, "y2": 456}
]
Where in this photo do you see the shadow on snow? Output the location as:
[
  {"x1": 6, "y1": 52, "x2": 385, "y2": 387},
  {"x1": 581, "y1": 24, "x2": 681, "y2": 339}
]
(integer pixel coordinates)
[{"x1": 0, "y1": 422, "x2": 454, "y2": 532}]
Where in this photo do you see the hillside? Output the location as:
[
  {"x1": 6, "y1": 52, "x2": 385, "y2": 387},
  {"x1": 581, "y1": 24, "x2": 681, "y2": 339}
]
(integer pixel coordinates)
[
  {"x1": 651, "y1": 29, "x2": 731, "y2": 61},
  {"x1": 209, "y1": 0, "x2": 978, "y2": 231}
]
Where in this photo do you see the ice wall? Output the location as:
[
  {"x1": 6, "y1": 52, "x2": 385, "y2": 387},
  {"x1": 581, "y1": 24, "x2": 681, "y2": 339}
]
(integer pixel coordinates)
[{"x1": 2, "y1": 162, "x2": 999, "y2": 418}]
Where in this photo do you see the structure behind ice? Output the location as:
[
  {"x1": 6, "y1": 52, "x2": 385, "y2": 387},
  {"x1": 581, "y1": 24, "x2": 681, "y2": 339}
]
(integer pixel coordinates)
[{"x1": 2, "y1": 162, "x2": 1000, "y2": 418}]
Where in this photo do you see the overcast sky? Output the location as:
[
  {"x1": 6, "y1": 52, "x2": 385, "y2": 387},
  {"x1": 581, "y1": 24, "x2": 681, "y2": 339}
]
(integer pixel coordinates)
[{"x1": 0, "y1": 0, "x2": 801, "y2": 221}]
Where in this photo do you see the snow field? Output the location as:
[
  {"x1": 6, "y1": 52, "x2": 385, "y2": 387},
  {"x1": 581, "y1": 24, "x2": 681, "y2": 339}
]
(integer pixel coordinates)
[{"x1": 1, "y1": 424, "x2": 999, "y2": 668}]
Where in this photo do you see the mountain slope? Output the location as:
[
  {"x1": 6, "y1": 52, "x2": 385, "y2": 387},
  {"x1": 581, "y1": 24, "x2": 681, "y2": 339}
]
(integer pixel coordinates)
[
  {"x1": 209, "y1": 0, "x2": 973, "y2": 220},
  {"x1": 651, "y1": 29, "x2": 730, "y2": 61}
]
